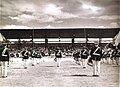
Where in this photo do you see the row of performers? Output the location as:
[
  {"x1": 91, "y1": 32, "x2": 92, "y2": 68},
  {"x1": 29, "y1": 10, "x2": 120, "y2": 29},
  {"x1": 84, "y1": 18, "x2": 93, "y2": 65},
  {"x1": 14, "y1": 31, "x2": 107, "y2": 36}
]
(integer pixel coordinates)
[
  {"x1": 73, "y1": 45, "x2": 120, "y2": 67},
  {"x1": 10, "y1": 49, "x2": 43, "y2": 59}
]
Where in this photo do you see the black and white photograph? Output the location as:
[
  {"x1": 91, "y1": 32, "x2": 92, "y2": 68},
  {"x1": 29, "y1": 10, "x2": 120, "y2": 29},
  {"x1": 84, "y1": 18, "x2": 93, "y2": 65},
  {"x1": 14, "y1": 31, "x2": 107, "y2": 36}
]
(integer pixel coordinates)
[{"x1": 0, "y1": 0, "x2": 120, "y2": 87}]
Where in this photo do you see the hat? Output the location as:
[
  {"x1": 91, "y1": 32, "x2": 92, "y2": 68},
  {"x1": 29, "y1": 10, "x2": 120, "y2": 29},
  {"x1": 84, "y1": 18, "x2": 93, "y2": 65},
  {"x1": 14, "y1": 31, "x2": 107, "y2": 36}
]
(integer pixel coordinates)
[
  {"x1": 94, "y1": 41, "x2": 99, "y2": 45},
  {"x1": 83, "y1": 46, "x2": 87, "y2": 48}
]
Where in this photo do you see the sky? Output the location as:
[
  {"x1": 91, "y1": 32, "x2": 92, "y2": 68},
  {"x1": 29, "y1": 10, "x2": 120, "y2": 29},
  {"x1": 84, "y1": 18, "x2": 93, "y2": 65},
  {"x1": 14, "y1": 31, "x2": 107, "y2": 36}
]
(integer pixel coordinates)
[{"x1": 0, "y1": 0, "x2": 120, "y2": 29}]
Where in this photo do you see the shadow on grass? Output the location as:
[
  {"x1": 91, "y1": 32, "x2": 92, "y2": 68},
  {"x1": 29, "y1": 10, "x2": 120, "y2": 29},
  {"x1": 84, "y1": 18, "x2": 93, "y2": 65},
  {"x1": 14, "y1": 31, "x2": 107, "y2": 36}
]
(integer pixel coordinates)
[
  {"x1": 9, "y1": 67, "x2": 25, "y2": 69},
  {"x1": 64, "y1": 74, "x2": 93, "y2": 77},
  {"x1": 111, "y1": 65, "x2": 119, "y2": 67},
  {"x1": 40, "y1": 66, "x2": 56, "y2": 67}
]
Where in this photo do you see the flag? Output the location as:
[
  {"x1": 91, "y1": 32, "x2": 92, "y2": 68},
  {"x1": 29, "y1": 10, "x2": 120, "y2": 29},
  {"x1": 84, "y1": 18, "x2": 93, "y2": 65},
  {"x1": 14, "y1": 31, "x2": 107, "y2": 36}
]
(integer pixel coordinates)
[
  {"x1": 114, "y1": 31, "x2": 120, "y2": 46},
  {"x1": 0, "y1": 33, "x2": 6, "y2": 42}
]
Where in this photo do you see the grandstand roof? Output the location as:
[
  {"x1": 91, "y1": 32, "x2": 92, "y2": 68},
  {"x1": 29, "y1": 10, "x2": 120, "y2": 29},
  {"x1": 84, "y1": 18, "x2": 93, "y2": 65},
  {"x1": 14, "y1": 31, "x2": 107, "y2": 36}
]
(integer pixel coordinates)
[{"x1": 0, "y1": 28, "x2": 119, "y2": 39}]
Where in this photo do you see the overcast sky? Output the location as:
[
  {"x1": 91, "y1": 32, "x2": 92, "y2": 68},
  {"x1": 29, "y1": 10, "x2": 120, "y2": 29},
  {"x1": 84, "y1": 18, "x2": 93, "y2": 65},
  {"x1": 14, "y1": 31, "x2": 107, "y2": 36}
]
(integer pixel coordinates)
[{"x1": 0, "y1": 0, "x2": 120, "y2": 29}]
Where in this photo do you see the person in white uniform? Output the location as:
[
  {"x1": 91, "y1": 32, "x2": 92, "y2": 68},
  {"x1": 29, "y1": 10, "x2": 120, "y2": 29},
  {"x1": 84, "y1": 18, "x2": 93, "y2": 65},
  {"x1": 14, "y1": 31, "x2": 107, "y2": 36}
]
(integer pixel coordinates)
[
  {"x1": 21, "y1": 48, "x2": 29, "y2": 69},
  {"x1": 90, "y1": 41, "x2": 102, "y2": 77},
  {"x1": 55, "y1": 48, "x2": 62, "y2": 67},
  {"x1": 81, "y1": 46, "x2": 89, "y2": 68},
  {"x1": 0, "y1": 43, "x2": 9, "y2": 78}
]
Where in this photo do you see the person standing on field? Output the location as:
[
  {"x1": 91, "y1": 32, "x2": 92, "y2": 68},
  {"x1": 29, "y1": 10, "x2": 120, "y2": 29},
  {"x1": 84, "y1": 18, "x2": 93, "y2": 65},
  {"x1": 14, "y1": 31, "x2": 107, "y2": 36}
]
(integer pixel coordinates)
[
  {"x1": 81, "y1": 46, "x2": 89, "y2": 68},
  {"x1": 90, "y1": 41, "x2": 102, "y2": 77},
  {"x1": 21, "y1": 48, "x2": 29, "y2": 69},
  {"x1": 55, "y1": 48, "x2": 62, "y2": 67},
  {"x1": 0, "y1": 43, "x2": 9, "y2": 78}
]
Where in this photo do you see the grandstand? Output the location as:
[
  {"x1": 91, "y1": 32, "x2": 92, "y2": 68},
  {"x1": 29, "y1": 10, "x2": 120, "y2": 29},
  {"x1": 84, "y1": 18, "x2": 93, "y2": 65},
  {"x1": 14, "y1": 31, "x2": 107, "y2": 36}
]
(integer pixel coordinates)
[{"x1": 0, "y1": 28, "x2": 119, "y2": 48}]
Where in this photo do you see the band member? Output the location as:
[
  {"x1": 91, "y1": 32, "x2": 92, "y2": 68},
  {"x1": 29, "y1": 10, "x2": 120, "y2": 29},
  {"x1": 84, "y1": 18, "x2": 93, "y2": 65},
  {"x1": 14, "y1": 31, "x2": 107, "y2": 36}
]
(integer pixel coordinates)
[
  {"x1": 31, "y1": 50, "x2": 36, "y2": 66},
  {"x1": 106, "y1": 49, "x2": 112, "y2": 64},
  {"x1": 55, "y1": 48, "x2": 62, "y2": 67},
  {"x1": 81, "y1": 46, "x2": 89, "y2": 68},
  {"x1": 112, "y1": 46, "x2": 120, "y2": 65},
  {"x1": 36, "y1": 51, "x2": 42, "y2": 64},
  {"x1": 90, "y1": 41, "x2": 102, "y2": 77},
  {"x1": 0, "y1": 43, "x2": 9, "y2": 78},
  {"x1": 21, "y1": 48, "x2": 29, "y2": 69},
  {"x1": 73, "y1": 49, "x2": 81, "y2": 65}
]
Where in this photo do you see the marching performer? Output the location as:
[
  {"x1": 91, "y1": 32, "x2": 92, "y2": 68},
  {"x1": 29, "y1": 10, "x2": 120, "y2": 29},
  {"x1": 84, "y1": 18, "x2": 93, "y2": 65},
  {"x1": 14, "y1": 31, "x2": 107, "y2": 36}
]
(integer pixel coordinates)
[
  {"x1": 81, "y1": 46, "x2": 89, "y2": 68},
  {"x1": 90, "y1": 41, "x2": 102, "y2": 77},
  {"x1": 55, "y1": 48, "x2": 62, "y2": 67},
  {"x1": 31, "y1": 50, "x2": 36, "y2": 66},
  {"x1": 21, "y1": 48, "x2": 29, "y2": 69},
  {"x1": 0, "y1": 43, "x2": 9, "y2": 78}
]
